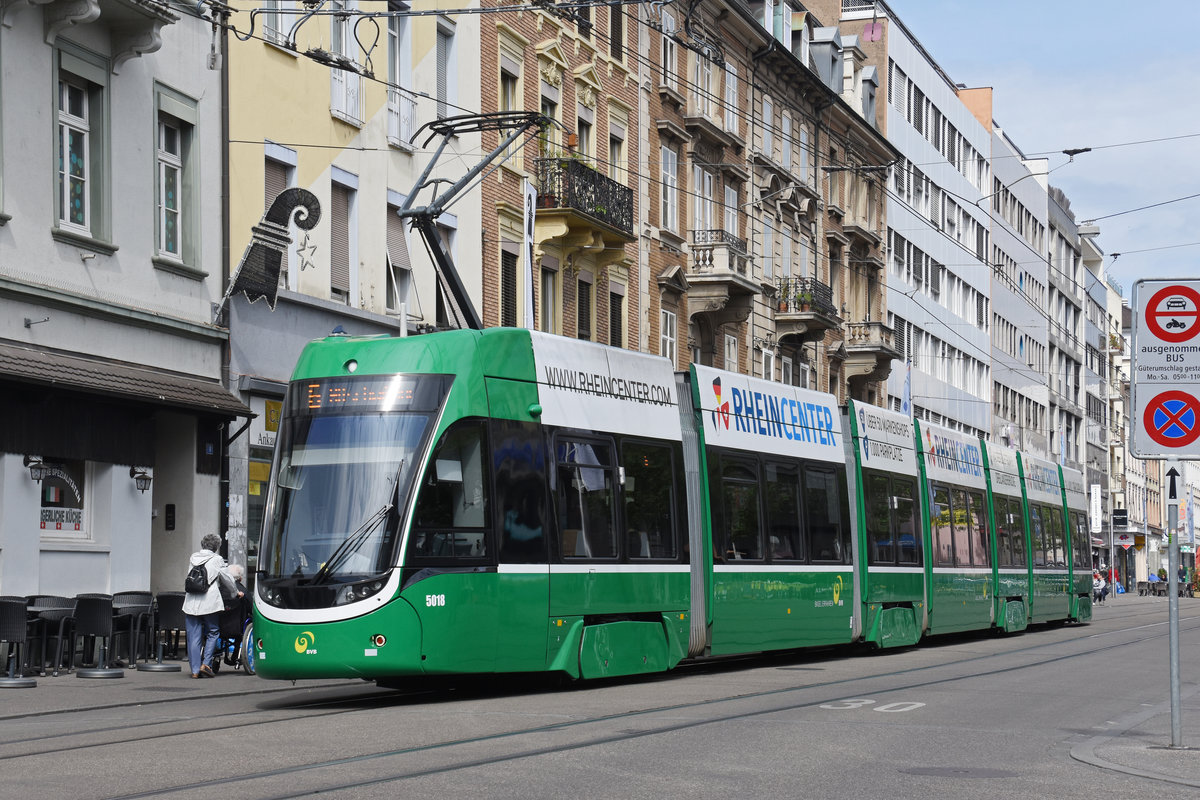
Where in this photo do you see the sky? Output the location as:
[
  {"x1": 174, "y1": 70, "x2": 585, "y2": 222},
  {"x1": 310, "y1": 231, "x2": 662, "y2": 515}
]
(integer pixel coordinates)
[{"x1": 886, "y1": 0, "x2": 1200, "y2": 300}]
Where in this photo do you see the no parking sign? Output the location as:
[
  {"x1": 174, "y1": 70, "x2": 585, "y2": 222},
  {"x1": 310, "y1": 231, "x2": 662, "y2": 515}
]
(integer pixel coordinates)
[{"x1": 1132, "y1": 279, "x2": 1200, "y2": 458}]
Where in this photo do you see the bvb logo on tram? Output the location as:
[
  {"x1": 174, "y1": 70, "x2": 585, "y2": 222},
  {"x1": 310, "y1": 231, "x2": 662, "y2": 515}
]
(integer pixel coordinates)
[{"x1": 295, "y1": 631, "x2": 317, "y2": 655}]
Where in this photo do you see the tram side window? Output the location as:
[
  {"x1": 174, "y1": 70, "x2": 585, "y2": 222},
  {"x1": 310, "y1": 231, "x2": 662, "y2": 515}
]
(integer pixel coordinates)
[
  {"x1": 410, "y1": 420, "x2": 490, "y2": 560},
  {"x1": 1030, "y1": 505, "x2": 1046, "y2": 567},
  {"x1": 622, "y1": 441, "x2": 680, "y2": 560},
  {"x1": 950, "y1": 488, "x2": 973, "y2": 566},
  {"x1": 1072, "y1": 511, "x2": 1089, "y2": 571},
  {"x1": 967, "y1": 491, "x2": 989, "y2": 567},
  {"x1": 492, "y1": 420, "x2": 547, "y2": 563},
  {"x1": 719, "y1": 458, "x2": 762, "y2": 560},
  {"x1": 995, "y1": 497, "x2": 1019, "y2": 567},
  {"x1": 1008, "y1": 498, "x2": 1027, "y2": 566},
  {"x1": 894, "y1": 478, "x2": 919, "y2": 565},
  {"x1": 1045, "y1": 506, "x2": 1066, "y2": 567},
  {"x1": 866, "y1": 474, "x2": 892, "y2": 563},
  {"x1": 932, "y1": 486, "x2": 954, "y2": 566},
  {"x1": 866, "y1": 474, "x2": 918, "y2": 566},
  {"x1": 804, "y1": 466, "x2": 847, "y2": 562},
  {"x1": 764, "y1": 461, "x2": 803, "y2": 561},
  {"x1": 556, "y1": 439, "x2": 617, "y2": 559}
]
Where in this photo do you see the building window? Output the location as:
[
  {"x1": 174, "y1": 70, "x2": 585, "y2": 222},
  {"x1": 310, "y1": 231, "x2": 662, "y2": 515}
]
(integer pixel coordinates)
[
  {"x1": 330, "y1": 0, "x2": 362, "y2": 124},
  {"x1": 724, "y1": 63, "x2": 739, "y2": 134},
  {"x1": 724, "y1": 184, "x2": 738, "y2": 236},
  {"x1": 388, "y1": 2, "x2": 415, "y2": 147},
  {"x1": 780, "y1": 224, "x2": 793, "y2": 277},
  {"x1": 608, "y1": 1, "x2": 624, "y2": 60},
  {"x1": 609, "y1": 290, "x2": 624, "y2": 347},
  {"x1": 763, "y1": 349, "x2": 775, "y2": 380},
  {"x1": 576, "y1": 111, "x2": 593, "y2": 158},
  {"x1": 799, "y1": 126, "x2": 809, "y2": 184},
  {"x1": 541, "y1": 265, "x2": 559, "y2": 333},
  {"x1": 500, "y1": 247, "x2": 518, "y2": 327},
  {"x1": 761, "y1": 96, "x2": 773, "y2": 158},
  {"x1": 156, "y1": 119, "x2": 183, "y2": 259},
  {"x1": 761, "y1": 220, "x2": 774, "y2": 277},
  {"x1": 330, "y1": 174, "x2": 357, "y2": 304},
  {"x1": 661, "y1": 309, "x2": 677, "y2": 364},
  {"x1": 386, "y1": 199, "x2": 411, "y2": 316},
  {"x1": 38, "y1": 459, "x2": 90, "y2": 541},
  {"x1": 436, "y1": 17, "x2": 455, "y2": 120},
  {"x1": 577, "y1": 277, "x2": 593, "y2": 340},
  {"x1": 265, "y1": 147, "x2": 296, "y2": 289},
  {"x1": 608, "y1": 131, "x2": 624, "y2": 182},
  {"x1": 781, "y1": 356, "x2": 793, "y2": 385},
  {"x1": 262, "y1": 0, "x2": 288, "y2": 44},
  {"x1": 692, "y1": 50, "x2": 713, "y2": 117},
  {"x1": 58, "y1": 77, "x2": 91, "y2": 232},
  {"x1": 660, "y1": 145, "x2": 678, "y2": 232},
  {"x1": 692, "y1": 165, "x2": 714, "y2": 232},
  {"x1": 725, "y1": 333, "x2": 739, "y2": 372},
  {"x1": 661, "y1": 11, "x2": 677, "y2": 90},
  {"x1": 781, "y1": 113, "x2": 792, "y2": 170}
]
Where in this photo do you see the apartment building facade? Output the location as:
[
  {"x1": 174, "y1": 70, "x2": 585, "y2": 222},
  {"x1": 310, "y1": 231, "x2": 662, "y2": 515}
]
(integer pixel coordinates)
[
  {"x1": 222, "y1": 1, "x2": 482, "y2": 573},
  {"x1": 0, "y1": 3, "x2": 248, "y2": 595}
]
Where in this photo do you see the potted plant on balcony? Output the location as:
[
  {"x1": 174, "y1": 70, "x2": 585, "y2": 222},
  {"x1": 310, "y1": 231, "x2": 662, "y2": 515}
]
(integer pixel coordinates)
[{"x1": 797, "y1": 290, "x2": 814, "y2": 312}]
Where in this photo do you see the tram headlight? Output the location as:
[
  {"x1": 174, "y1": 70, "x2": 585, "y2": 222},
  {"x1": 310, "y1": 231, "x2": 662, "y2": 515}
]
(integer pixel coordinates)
[
  {"x1": 332, "y1": 578, "x2": 387, "y2": 606},
  {"x1": 260, "y1": 585, "x2": 284, "y2": 608}
]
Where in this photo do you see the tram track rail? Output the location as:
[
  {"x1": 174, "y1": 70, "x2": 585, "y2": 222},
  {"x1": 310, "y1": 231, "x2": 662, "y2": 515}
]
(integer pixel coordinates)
[{"x1": 2, "y1": 609, "x2": 1183, "y2": 798}]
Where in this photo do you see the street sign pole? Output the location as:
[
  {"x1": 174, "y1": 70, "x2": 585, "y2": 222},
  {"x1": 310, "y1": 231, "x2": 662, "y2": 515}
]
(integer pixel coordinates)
[
  {"x1": 1166, "y1": 459, "x2": 1182, "y2": 747},
  {"x1": 1130, "y1": 279, "x2": 1200, "y2": 748}
]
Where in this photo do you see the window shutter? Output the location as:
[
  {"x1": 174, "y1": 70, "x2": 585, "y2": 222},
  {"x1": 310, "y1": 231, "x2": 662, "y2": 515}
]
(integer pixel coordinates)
[
  {"x1": 436, "y1": 29, "x2": 450, "y2": 119},
  {"x1": 609, "y1": 291, "x2": 623, "y2": 347},
  {"x1": 330, "y1": 183, "x2": 350, "y2": 293},
  {"x1": 265, "y1": 159, "x2": 287, "y2": 212},
  {"x1": 577, "y1": 280, "x2": 592, "y2": 339},
  {"x1": 501, "y1": 249, "x2": 518, "y2": 327}
]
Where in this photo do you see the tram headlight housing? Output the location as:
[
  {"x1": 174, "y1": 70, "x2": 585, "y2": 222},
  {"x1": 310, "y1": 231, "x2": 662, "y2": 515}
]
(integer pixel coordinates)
[
  {"x1": 333, "y1": 578, "x2": 387, "y2": 606},
  {"x1": 259, "y1": 584, "x2": 285, "y2": 608}
]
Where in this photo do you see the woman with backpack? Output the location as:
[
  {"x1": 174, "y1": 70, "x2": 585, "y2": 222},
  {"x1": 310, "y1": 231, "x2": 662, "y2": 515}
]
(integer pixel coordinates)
[{"x1": 183, "y1": 533, "x2": 241, "y2": 678}]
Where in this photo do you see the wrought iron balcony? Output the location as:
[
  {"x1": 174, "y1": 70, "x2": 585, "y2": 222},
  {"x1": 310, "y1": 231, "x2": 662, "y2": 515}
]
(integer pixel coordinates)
[
  {"x1": 774, "y1": 276, "x2": 837, "y2": 317},
  {"x1": 773, "y1": 276, "x2": 839, "y2": 346},
  {"x1": 535, "y1": 157, "x2": 634, "y2": 238}
]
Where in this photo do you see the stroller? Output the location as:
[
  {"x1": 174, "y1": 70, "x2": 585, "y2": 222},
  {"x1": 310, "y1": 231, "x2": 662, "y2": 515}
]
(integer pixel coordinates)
[{"x1": 209, "y1": 581, "x2": 255, "y2": 675}]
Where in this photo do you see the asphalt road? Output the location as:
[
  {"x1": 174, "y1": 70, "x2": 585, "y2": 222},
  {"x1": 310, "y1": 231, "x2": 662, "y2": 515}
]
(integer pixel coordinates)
[{"x1": 3, "y1": 594, "x2": 1198, "y2": 799}]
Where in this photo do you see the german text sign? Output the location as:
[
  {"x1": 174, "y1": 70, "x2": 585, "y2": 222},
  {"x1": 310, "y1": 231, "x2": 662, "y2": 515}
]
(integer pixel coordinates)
[{"x1": 1132, "y1": 279, "x2": 1200, "y2": 458}]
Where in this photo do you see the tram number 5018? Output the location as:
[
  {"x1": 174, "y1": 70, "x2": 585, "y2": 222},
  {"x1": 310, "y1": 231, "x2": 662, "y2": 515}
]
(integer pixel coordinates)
[{"x1": 425, "y1": 594, "x2": 446, "y2": 607}]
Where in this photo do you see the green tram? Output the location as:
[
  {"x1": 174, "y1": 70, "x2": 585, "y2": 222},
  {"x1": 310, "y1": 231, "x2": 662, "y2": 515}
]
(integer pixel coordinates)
[
  {"x1": 251, "y1": 329, "x2": 1087, "y2": 683},
  {"x1": 982, "y1": 442, "x2": 1032, "y2": 633},
  {"x1": 1061, "y1": 465, "x2": 1094, "y2": 622}
]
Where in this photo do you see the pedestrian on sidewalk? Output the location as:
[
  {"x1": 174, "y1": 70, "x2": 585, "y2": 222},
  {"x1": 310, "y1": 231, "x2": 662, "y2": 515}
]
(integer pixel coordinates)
[{"x1": 183, "y1": 533, "x2": 240, "y2": 679}]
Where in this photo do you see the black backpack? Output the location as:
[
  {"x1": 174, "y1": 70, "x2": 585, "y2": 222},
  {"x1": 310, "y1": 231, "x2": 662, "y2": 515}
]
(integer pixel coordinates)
[{"x1": 185, "y1": 558, "x2": 214, "y2": 594}]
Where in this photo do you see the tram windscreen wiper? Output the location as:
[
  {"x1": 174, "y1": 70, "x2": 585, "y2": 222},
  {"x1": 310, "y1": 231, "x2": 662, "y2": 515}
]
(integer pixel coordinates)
[{"x1": 310, "y1": 502, "x2": 393, "y2": 585}]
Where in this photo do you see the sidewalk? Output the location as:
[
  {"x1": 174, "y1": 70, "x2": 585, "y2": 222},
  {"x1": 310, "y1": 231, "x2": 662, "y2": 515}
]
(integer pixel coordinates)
[{"x1": 0, "y1": 657, "x2": 353, "y2": 720}]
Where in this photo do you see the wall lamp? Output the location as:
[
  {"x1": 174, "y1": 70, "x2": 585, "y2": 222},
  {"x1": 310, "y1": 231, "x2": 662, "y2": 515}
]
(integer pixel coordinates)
[
  {"x1": 24, "y1": 455, "x2": 47, "y2": 483},
  {"x1": 129, "y1": 466, "x2": 152, "y2": 493}
]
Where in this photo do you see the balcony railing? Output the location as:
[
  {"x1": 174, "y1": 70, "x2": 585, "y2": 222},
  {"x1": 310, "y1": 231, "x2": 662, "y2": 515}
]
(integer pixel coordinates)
[
  {"x1": 774, "y1": 276, "x2": 836, "y2": 317},
  {"x1": 691, "y1": 230, "x2": 749, "y2": 275},
  {"x1": 535, "y1": 157, "x2": 634, "y2": 237},
  {"x1": 844, "y1": 321, "x2": 896, "y2": 351},
  {"x1": 388, "y1": 90, "x2": 417, "y2": 148}
]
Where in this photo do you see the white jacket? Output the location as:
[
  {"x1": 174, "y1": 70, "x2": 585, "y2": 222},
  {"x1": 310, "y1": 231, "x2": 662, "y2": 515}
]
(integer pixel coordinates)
[{"x1": 182, "y1": 548, "x2": 238, "y2": 616}]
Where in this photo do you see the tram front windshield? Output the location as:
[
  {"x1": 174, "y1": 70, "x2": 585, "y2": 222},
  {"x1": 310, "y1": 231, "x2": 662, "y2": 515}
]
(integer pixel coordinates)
[{"x1": 259, "y1": 373, "x2": 451, "y2": 605}]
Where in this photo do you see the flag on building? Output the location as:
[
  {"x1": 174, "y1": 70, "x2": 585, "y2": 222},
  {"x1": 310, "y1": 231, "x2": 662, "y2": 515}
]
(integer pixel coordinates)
[{"x1": 900, "y1": 359, "x2": 912, "y2": 415}]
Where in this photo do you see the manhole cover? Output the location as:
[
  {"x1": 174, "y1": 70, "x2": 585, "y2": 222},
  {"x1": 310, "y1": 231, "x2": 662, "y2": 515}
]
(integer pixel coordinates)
[{"x1": 901, "y1": 767, "x2": 1018, "y2": 779}]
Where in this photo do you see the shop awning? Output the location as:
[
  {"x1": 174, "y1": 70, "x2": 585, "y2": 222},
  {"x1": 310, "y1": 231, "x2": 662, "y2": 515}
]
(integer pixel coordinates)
[{"x1": 0, "y1": 341, "x2": 251, "y2": 418}]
